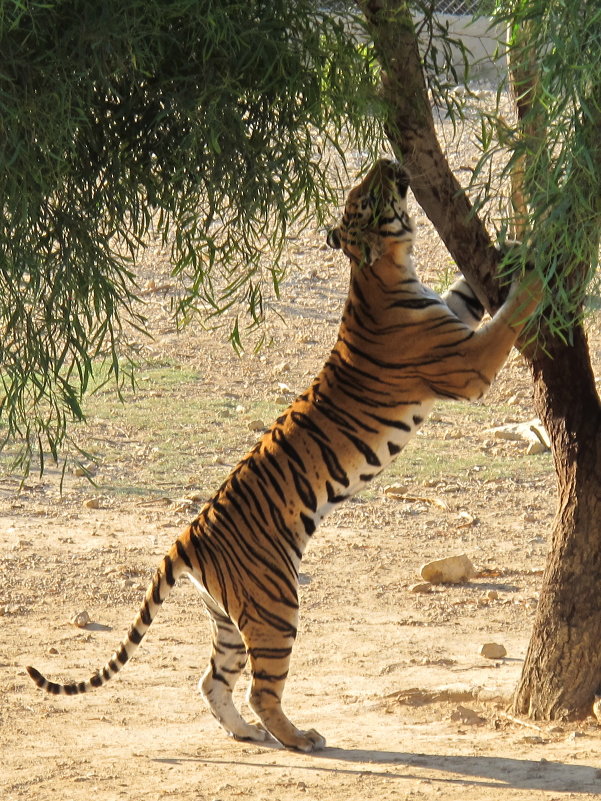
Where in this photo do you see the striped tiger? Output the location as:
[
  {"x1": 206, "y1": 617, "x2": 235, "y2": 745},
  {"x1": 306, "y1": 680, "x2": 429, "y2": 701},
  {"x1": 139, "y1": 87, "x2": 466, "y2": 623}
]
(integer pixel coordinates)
[{"x1": 27, "y1": 158, "x2": 540, "y2": 752}]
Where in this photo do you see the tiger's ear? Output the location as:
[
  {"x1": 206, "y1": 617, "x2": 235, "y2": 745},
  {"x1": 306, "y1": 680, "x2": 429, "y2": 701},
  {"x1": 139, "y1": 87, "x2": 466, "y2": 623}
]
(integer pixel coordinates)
[{"x1": 326, "y1": 227, "x2": 342, "y2": 249}]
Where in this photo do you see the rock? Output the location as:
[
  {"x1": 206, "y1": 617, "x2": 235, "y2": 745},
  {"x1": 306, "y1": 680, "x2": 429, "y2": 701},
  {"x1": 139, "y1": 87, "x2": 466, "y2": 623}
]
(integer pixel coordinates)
[
  {"x1": 527, "y1": 440, "x2": 547, "y2": 455},
  {"x1": 450, "y1": 705, "x2": 485, "y2": 725},
  {"x1": 248, "y1": 419, "x2": 266, "y2": 432},
  {"x1": 409, "y1": 582, "x2": 433, "y2": 594},
  {"x1": 593, "y1": 695, "x2": 601, "y2": 723},
  {"x1": 83, "y1": 498, "x2": 101, "y2": 509},
  {"x1": 487, "y1": 590, "x2": 499, "y2": 601},
  {"x1": 73, "y1": 463, "x2": 97, "y2": 477},
  {"x1": 480, "y1": 642, "x2": 507, "y2": 659},
  {"x1": 70, "y1": 610, "x2": 91, "y2": 628},
  {"x1": 384, "y1": 483, "x2": 408, "y2": 497},
  {"x1": 487, "y1": 418, "x2": 550, "y2": 451},
  {"x1": 420, "y1": 554, "x2": 475, "y2": 585}
]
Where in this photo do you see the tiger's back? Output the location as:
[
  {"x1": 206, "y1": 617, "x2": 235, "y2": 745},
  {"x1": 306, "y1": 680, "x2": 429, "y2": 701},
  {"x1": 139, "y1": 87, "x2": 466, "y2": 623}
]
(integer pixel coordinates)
[{"x1": 27, "y1": 159, "x2": 540, "y2": 752}]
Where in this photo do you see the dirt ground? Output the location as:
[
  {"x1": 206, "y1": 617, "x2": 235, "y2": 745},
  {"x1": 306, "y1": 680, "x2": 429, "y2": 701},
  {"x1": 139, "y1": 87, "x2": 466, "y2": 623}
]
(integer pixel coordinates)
[{"x1": 3, "y1": 126, "x2": 601, "y2": 799}]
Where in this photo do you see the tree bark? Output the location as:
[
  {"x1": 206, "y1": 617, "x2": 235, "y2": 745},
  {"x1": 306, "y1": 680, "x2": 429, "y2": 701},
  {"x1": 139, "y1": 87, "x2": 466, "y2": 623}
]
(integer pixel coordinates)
[
  {"x1": 359, "y1": 0, "x2": 507, "y2": 312},
  {"x1": 513, "y1": 328, "x2": 601, "y2": 719},
  {"x1": 361, "y1": 0, "x2": 601, "y2": 720}
]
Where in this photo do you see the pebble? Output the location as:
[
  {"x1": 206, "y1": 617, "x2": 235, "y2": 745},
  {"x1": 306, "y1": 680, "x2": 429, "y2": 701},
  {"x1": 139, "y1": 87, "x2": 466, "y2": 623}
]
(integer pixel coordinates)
[
  {"x1": 420, "y1": 554, "x2": 475, "y2": 584},
  {"x1": 384, "y1": 483, "x2": 409, "y2": 497},
  {"x1": 248, "y1": 419, "x2": 266, "y2": 432},
  {"x1": 450, "y1": 705, "x2": 484, "y2": 725},
  {"x1": 83, "y1": 498, "x2": 101, "y2": 509},
  {"x1": 70, "y1": 610, "x2": 91, "y2": 628},
  {"x1": 480, "y1": 642, "x2": 507, "y2": 659},
  {"x1": 409, "y1": 582, "x2": 433, "y2": 594}
]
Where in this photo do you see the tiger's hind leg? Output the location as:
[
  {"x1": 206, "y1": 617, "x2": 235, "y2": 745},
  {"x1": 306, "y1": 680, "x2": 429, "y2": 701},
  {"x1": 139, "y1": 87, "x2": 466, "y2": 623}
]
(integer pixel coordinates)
[
  {"x1": 243, "y1": 626, "x2": 326, "y2": 753},
  {"x1": 199, "y1": 607, "x2": 268, "y2": 742}
]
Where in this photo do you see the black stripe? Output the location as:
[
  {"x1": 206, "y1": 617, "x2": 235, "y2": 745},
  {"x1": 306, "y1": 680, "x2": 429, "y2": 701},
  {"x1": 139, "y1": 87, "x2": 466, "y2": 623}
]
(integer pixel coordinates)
[
  {"x1": 253, "y1": 669, "x2": 289, "y2": 682},
  {"x1": 342, "y1": 431, "x2": 381, "y2": 466},
  {"x1": 450, "y1": 288, "x2": 484, "y2": 319},
  {"x1": 90, "y1": 673, "x2": 103, "y2": 688},
  {"x1": 388, "y1": 441, "x2": 402, "y2": 455},
  {"x1": 272, "y1": 426, "x2": 305, "y2": 469},
  {"x1": 300, "y1": 512, "x2": 316, "y2": 536},
  {"x1": 210, "y1": 659, "x2": 229, "y2": 686},
  {"x1": 152, "y1": 578, "x2": 162, "y2": 605},
  {"x1": 366, "y1": 412, "x2": 411, "y2": 431},
  {"x1": 116, "y1": 646, "x2": 128, "y2": 665},
  {"x1": 316, "y1": 439, "x2": 350, "y2": 487},
  {"x1": 413, "y1": 415, "x2": 424, "y2": 425},
  {"x1": 176, "y1": 539, "x2": 193, "y2": 569},
  {"x1": 290, "y1": 410, "x2": 330, "y2": 441},
  {"x1": 291, "y1": 465, "x2": 317, "y2": 511},
  {"x1": 248, "y1": 646, "x2": 293, "y2": 659},
  {"x1": 164, "y1": 555, "x2": 175, "y2": 587},
  {"x1": 140, "y1": 601, "x2": 152, "y2": 626},
  {"x1": 129, "y1": 626, "x2": 142, "y2": 645},
  {"x1": 326, "y1": 481, "x2": 348, "y2": 503},
  {"x1": 388, "y1": 297, "x2": 442, "y2": 309}
]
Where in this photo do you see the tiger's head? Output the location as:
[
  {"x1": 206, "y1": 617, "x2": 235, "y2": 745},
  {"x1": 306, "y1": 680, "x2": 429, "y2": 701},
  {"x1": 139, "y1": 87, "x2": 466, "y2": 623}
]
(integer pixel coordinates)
[{"x1": 327, "y1": 159, "x2": 414, "y2": 268}]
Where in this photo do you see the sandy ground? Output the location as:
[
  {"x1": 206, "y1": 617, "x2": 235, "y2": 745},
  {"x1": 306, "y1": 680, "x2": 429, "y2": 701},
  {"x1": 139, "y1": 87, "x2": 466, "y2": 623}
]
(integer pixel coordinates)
[{"x1": 3, "y1": 109, "x2": 601, "y2": 799}]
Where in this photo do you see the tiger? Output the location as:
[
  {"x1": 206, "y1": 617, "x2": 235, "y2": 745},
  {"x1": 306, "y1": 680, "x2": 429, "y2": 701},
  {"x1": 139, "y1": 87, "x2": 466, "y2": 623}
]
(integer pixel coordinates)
[{"x1": 26, "y1": 158, "x2": 540, "y2": 752}]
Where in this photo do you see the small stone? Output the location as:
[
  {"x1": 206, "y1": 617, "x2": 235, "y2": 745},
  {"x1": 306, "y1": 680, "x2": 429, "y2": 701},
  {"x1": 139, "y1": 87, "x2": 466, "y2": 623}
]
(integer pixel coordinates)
[
  {"x1": 527, "y1": 440, "x2": 547, "y2": 455},
  {"x1": 73, "y1": 464, "x2": 97, "y2": 477},
  {"x1": 83, "y1": 498, "x2": 101, "y2": 509},
  {"x1": 487, "y1": 590, "x2": 499, "y2": 601},
  {"x1": 480, "y1": 642, "x2": 507, "y2": 659},
  {"x1": 70, "y1": 610, "x2": 91, "y2": 628},
  {"x1": 450, "y1": 705, "x2": 485, "y2": 725},
  {"x1": 384, "y1": 483, "x2": 408, "y2": 497},
  {"x1": 47, "y1": 647, "x2": 59, "y2": 655},
  {"x1": 248, "y1": 419, "x2": 266, "y2": 432},
  {"x1": 409, "y1": 582, "x2": 433, "y2": 594},
  {"x1": 420, "y1": 554, "x2": 475, "y2": 585}
]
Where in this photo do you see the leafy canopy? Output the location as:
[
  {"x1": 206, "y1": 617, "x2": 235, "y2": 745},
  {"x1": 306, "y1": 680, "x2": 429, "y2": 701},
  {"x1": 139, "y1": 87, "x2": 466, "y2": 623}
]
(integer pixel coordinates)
[
  {"x1": 475, "y1": 0, "x2": 601, "y2": 337},
  {"x1": 0, "y1": 0, "x2": 385, "y2": 467}
]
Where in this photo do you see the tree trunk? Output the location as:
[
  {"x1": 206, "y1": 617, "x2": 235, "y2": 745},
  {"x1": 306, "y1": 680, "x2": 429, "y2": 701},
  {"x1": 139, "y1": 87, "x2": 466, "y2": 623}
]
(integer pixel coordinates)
[
  {"x1": 361, "y1": 0, "x2": 601, "y2": 720},
  {"x1": 359, "y1": 0, "x2": 507, "y2": 312},
  {"x1": 513, "y1": 327, "x2": 601, "y2": 719}
]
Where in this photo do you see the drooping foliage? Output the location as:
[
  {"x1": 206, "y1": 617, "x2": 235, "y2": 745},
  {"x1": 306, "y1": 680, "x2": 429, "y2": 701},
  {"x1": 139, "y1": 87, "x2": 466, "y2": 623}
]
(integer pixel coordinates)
[
  {"x1": 0, "y1": 0, "x2": 385, "y2": 465},
  {"x1": 475, "y1": 0, "x2": 601, "y2": 337}
]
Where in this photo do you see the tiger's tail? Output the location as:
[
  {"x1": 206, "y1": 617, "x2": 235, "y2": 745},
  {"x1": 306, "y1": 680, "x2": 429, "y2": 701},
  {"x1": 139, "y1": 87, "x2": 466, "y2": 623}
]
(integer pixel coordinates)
[{"x1": 26, "y1": 539, "x2": 190, "y2": 696}]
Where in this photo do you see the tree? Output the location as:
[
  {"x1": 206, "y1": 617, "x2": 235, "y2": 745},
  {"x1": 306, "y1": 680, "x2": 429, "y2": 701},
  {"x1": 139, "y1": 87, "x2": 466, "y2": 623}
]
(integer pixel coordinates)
[
  {"x1": 0, "y1": 0, "x2": 385, "y2": 468},
  {"x1": 360, "y1": 0, "x2": 601, "y2": 720}
]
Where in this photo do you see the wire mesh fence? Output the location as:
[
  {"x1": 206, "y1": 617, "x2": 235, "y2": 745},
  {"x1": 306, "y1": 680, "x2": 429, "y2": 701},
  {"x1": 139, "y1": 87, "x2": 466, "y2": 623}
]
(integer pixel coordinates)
[{"x1": 433, "y1": 0, "x2": 480, "y2": 13}]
